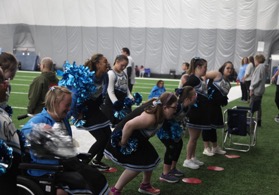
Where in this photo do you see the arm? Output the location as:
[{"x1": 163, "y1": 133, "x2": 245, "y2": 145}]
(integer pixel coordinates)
[
  {"x1": 120, "y1": 112, "x2": 155, "y2": 145},
  {"x1": 271, "y1": 68, "x2": 279, "y2": 83},
  {"x1": 205, "y1": 71, "x2": 222, "y2": 81},
  {"x1": 107, "y1": 71, "x2": 118, "y2": 103}
]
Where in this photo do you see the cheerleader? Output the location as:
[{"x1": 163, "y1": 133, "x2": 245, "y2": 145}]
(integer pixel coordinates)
[
  {"x1": 202, "y1": 61, "x2": 234, "y2": 156},
  {"x1": 182, "y1": 57, "x2": 211, "y2": 169},
  {"x1": 101, "y1": 55, "x2": 134, "y2": 127},
  {"x1": 157, "y1": 86, "x2": 197, "y2": 183},
  {"x1": 81, "y1": 54, "x2": 112, "y2": 171},
  {"x1": 104, "y1": 92, "x2": 178, "y2": 195}
]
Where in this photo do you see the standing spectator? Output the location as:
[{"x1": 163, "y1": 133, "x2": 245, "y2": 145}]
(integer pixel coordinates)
[
  {"x1": 135, "y1": 65, "x2": 140, "y2": 77},
  {"x1": 271, "y1": 65, "x2": 279, "y2": 123},
  {"x1": 27, "y1": 57, "x2": 59, "y2": 114},
  {"x1": 243, "y1": 56, "x2": 255, "y2": 102},
  {"x1": 105, "y1": 92, "x2": 178, "y2": 195},
  {"x1": 249, "y1": 54, "x2": 266, "y2": 127},
  {"x1": 157, "y1": 86, "x2": 197, "y2": 183},
  {"x1": 139, "y1": 65, "x2": 145, "y2": 77},
  {"x1": 202, "y1": 61, "x2": 234, "y2": 156},
  {"x1": 178, "y1": 62, "x2": 190, "y2": 88},
  {"x1": 122, "y1": 47, "x2": 136, "y2": 92},
  {"x1": 237, "y1": 57, "x2": 249, "y2": 101},
  {"x1": 148, "y1": 80, "x2": 166, "y2": 100},
  {"x1": 101, "y1": 55, "x2": 134, "y2": 127},
  {"x1": 182, "y1": 57, "x2": 211, "y2": 169}
]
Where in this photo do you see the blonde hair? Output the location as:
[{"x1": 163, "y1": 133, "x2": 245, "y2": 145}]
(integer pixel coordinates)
[{"x1": 45, "y1": 86, "x2": 71, "y2": 114}]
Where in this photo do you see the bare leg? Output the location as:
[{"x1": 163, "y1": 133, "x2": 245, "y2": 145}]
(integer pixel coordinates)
[
  {"x1": 163, "y1": 164, "x2": 171, "y2": 175},
  {"x1": 142, "y1": 170, "x2": 153, "y2": 184},
  {"x1": 114, "y1": 169, "x2": 140, "y2": 191},
  {"x1": 186, "y1": 128, "x2": 201, "y2": 159},
  {"x1": 56, "y1": 189, "x2": 68, "y2": 195}
]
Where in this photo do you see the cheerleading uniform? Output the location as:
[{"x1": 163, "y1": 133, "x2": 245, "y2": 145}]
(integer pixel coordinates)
[
  {"x1": 101, "y1": 69, "x2": 133, "y2": 125},
  {"x1": 0, "y1": 108, "x2": 21, "y2": 194},
  {"x1": 104, "y1": 102, "x2": 162, "y2": 172},
  {"x1": 157, "y1": 104, "x2": 191, "y2": 165},
  {"x1": 202, "y1": 76, "x2": 231, "y2": 143},
  {"x1": 82, "y1": 77, "x2": 111, "y2": 163},
  {"x1": 184, "y1": 74, "x2": 211, "y2": 130},
  {"x1": 207, "y1": 77, "x2": 231, "y2": 128}
]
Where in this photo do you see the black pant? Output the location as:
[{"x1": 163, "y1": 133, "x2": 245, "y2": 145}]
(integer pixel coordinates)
[
  {"x1": 160, "y1": 139, "x2": 183, "y2": 165},
  {"x1": 275, "y1": 85, "x2": 279, "y2": 110},
  {"x1": 60, "y1": 157, "x2": 108, "y2": 194},
  {"x1": 202, "y1": 128, "x2": 217, "y2": 142},
  {"x1": 88, "y1": 126, "x2": 111, "y2": 162},
  {"x1": 240, "y1": 82, "x2": 247, "y2": 101}
]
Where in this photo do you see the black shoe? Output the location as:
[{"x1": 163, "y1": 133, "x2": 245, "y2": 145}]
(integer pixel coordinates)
[{"x1": 89, "y1": 160, "x2": 110, "y2": 171}]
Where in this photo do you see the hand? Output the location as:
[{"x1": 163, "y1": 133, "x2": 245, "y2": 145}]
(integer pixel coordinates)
[{"x1": 113, "y1": 101, "x2": 124, "y2": 111}]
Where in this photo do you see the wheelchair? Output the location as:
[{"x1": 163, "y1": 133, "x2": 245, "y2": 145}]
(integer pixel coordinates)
[
  {"x1": 16, "y1": 153, "x2": 92, "y2": 195},
  {"x1": 222, "y1": 106, "x2": 258, "y2": 152}
]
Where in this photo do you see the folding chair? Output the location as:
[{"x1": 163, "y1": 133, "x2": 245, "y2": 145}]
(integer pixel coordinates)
[{"x1": 222, "y1": 106, "x2": 257, "y2": 152}]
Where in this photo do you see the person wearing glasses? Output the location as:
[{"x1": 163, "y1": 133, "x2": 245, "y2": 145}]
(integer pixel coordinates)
[
  {"x1": 202, "y1": 61, "x2": 234, "y2": 157},
  {"x1": 105, "y1": 92, "x2": 178, "y2": 195},
  {"x1": 148, "y1": 80, "x2": 166, "y2": 100},
  {"x1": 182, "y1": 57, "x2": 210, "y2": 169},
  {"x1": 157, "y1": 86, "x2": 197, "y2": 183}
]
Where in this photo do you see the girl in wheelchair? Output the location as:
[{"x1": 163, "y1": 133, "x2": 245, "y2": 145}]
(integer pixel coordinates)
[{"x1": 21, "y1": 86, "x2": 109, "y2": 195}]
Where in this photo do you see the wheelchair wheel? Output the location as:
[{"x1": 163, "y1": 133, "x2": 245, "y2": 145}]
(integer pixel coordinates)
[{"x1": 17, "y1": 176, "x2": 44, "y2": 195}]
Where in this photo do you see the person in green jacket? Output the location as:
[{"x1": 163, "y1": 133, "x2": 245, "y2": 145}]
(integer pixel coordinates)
[{"x1": 27, "y1": 57, "x2": 59, "y2": 114}]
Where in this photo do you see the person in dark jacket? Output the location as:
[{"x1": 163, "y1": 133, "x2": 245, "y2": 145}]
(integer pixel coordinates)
[{"x1": 27, "y1": 57, "x2": 59, "y2": 114}]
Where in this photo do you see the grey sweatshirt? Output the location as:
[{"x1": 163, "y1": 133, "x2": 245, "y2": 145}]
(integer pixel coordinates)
[{"x1": 249, "y1": 63, "x2": 267, "y2": 96}]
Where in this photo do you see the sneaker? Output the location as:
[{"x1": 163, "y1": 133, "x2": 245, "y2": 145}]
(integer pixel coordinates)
[
  {"x1": 110, "y1": 186, "x2": 121, "y2": 195},
  {"x1": 212, "y1": 146, "x2": 226, "y2": 155},
  {"x1": 183, "y1": 159, "x2": 199, "y2": 169},
  {"x1": 169, "y1": 168, "x2": 184, "y2": 177},
  {"x1": 89, "y1": 160, "x2": 110, "y2": 171},
  {"x1": 159, "y1": 173, "x2": 179, "y2": 183},
  {"x1": 138, "y1": 183, "x2": 160, "y2": 195},
  {"x1": 274, "y1": 116, "x2": 279, "y2": 123},
  {"x1": 191, "y1": 157, "x2": 204, "y2": 166},
  {"x1": 203, "y1": 147, "x2": 214, "y2": 156}
]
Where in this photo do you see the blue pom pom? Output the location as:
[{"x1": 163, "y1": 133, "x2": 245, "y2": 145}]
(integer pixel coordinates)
[
  {"x1": 59, "y1": 62, "x2": 97, "y2": 126},
  {"x1": 124, "y1": 97, "x2": 134, "y2": 108},
  {"x1": 133, "y1": 92, "x2": 142, "y2": 106},
  {"x1": 111, "y1": 131, "x2": 138, "y2": 155},
  {"x1": 0, "y1": 139, "x2": 13, "y2": 175}
]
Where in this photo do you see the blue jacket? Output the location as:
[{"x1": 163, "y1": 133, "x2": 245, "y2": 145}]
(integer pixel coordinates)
[
  {"x1": 21, "y1": 108, "x2": 72, "y2": 176},
  {"x1": 148, "y1": 86, "x2": 166, "y2": 100}
]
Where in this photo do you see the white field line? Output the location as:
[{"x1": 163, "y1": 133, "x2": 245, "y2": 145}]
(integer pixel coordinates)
[
  {"x1": 11, "y1": 92, "x2": 28, "y2": 95},
  {"x1": 11, "y1": 83, "x2": 30, "y2": 86}
]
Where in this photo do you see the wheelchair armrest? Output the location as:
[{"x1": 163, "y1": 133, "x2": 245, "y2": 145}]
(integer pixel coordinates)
[
  {"x1": 233, "y1": 106, "x2": 251, "y2": 111},
  {"x1": 19, "y1": 163, "x2": 64, "y2": 172},
  {"x1": 76, "y1": 153, "x2": 92, "y2": 163}
]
